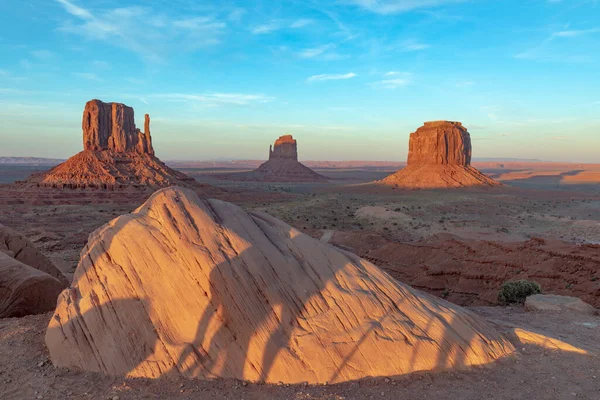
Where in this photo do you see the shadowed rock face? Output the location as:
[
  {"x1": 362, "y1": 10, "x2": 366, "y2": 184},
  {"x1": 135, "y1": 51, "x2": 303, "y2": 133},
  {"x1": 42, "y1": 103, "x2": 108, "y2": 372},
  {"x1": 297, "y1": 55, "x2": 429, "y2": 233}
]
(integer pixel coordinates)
[
  {"x1": 269, "y1": 135, "x2": 298, "y2": 161},
  {"x1": 0, "y1": 224, "x2": 66, "y2": 318},
  {"x1": 407, "y1": 121, "x2": 472, "y2": 166},
  {"x1": 83, "y1": 99, "x2": 154, "y2": 155},
  {"x1": 46, "y1": 187, "x2": 513, "y2": 384}
]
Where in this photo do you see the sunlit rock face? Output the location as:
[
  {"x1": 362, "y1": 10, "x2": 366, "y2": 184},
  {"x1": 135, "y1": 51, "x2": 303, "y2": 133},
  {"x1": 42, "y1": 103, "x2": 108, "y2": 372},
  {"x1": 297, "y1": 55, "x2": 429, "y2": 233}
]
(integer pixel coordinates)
[
  {"x1": 46, "y1": 187, "x2": 513, "y2": 384},
  {"x1": 83, "y1": 99, "x2": 154, "y2": 155},
  {"x1": 379, "y1": 121, "x2": 499, "y2": 189},
  {"x1": 407, "y1": 121, "x2": 471, "y2": 166}
]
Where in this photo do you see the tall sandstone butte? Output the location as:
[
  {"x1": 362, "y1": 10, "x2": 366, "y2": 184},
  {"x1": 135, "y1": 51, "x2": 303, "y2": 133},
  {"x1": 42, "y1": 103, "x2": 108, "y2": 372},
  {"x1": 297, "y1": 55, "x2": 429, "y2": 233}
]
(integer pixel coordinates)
[
  {"x1": 380, "y1": 121, "x2": 498, "y2": 188},
  {"x1": 82, "y1": 100, "x2": 154, "y2": 155},
  {"x1": 23, "y1": 99, "x2": 195, "y2": 189},
  {"x1": 223, "y1": 135, "x2": 327, "y2": 182},
  {"x1": 407, "y1": 121, "x2": 471, "y2": 166},
  {"x1": 46, "y1": 187, "x2": 514, "y2": 384},
  {"x1": 268, "y1": 134, "x2": 298, "y2": 160}
]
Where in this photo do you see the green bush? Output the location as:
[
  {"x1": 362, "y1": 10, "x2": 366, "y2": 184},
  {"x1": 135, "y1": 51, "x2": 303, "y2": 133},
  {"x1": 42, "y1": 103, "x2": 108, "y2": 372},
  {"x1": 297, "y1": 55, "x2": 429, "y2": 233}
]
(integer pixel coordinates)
[{"x1": 497, "y1": 280, "x2": 542, "y2": 305}]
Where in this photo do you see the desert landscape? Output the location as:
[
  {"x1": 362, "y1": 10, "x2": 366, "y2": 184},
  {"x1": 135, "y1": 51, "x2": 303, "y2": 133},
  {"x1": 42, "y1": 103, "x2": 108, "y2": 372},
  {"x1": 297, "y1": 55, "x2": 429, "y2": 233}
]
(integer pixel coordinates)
[
  {"x1": 0, "y1": 99, "x2": 599, "y2": 400},
  {"x1": 2, "y1": 1, "x2": 600, "y2": 399}
]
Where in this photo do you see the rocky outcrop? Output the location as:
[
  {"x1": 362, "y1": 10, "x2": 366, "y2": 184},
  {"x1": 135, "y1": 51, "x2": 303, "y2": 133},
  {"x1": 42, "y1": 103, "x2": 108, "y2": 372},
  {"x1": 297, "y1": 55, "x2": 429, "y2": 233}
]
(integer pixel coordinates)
[
  {"x1": 46, "y1": 187, "x2": 513, "y2": 383},
  {"x1": 23, "y1": 100, "x2": 195, "y2": 189},
  {"x1": 0, "y1": 224, "x2": 68, "y2": 286},
  {"x1": 407, "y1": 121, "x2": 471, "y2": 166},
  {"x1": 83, "y1": 100, "x2": 154, "y2": 155},
  {"x1": 379, "y1": 121, "x2": 499, "y2": 189},
  {"x1": 269, "y1": 135, "x2": 298, "y2": 160},
  {"x1": 0, "y1": 225, "x2": 66, "y2": 318}
]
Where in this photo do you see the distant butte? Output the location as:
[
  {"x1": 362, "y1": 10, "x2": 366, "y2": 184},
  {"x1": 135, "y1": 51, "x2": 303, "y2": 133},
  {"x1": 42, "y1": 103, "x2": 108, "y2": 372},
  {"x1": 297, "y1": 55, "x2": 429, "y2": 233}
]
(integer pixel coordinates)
[
  {"x1": 222, "y1": 135, "x2": 328, "y2": 182},
  {"x1": 23, "y1": 99, "x2": 196, "y2": 189},
  {"x1": 379, "y1": 121, "x2": 499, "y2": 189}
]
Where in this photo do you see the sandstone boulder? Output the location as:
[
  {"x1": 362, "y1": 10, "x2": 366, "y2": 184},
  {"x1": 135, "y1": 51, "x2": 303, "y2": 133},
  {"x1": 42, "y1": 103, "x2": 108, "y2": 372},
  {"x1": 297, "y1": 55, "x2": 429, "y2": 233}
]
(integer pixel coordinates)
[
  {"x1": 525, "y1": 294, "x2": 597, "y2": 315},
  {"x1": 380, "y1": 121, "x2": 499, "y2": 189},
  {"x1": 0, "y1": 224, "x2": 68, "y2": 286},
  {"x1": 46, "y1": 187, "x2": 513, "y2": 383},
  {"x1": 0, "y1": 225, "x2": 66, "y2": 318}
]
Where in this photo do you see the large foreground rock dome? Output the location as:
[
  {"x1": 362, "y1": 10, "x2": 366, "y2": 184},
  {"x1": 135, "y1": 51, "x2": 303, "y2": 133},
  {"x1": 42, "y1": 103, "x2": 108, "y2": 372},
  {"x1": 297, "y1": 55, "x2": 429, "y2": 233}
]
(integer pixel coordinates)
[
  {"x1": 380, "y1": 121, "x2": 499, "y2": 188},
  {"x1": 46, "y1": 187, "x2": 513, "y2": 384}
]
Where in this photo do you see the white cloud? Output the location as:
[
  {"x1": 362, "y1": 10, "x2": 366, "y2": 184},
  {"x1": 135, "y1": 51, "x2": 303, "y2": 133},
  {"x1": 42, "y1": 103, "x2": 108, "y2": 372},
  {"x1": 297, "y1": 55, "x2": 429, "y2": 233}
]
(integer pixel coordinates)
[
  {"x1": 307, "y1": 72, "x2": 357, "y2": 82},
  {"x1": 55, "y1": 0, "x2": 226, "y2": 62},
  {"x1": 344, "y1": 0, "x2": 466, "y2": 14}
]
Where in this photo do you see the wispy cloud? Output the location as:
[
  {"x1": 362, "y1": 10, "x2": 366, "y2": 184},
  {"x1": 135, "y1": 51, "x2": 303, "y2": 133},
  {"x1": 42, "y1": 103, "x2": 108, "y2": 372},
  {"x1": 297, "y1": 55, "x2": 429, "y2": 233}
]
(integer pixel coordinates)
[
  {"x1": 55, "y1": 0, "x2": 226, "y2": 62},
  {"x1": 370, "y1": 78, "x2": 411, "y2": 89},
  {"x1": 30, "y1": 50, "x2": 55, "y2": 59},
  {"x1": 251, "y1": 19, "x2": 315, "y2": 35},
  {"x1": 307, "y1": 72, "x2": 357, "y2": 82},
  {"x1": 344, "y1": 0, "x2": 466, "y2": 14},
  {"x1": 399, "y1": 39, "x2": 430, "y2": 51},
  {"x1": 251, "y1": 22, "x2": 281, "y2": 35},
  {"x1": 297, "y1": 44, "x2": 348, "y2": 60},
  {"x1": 456, "y1": 80, "x2": 475, "y2": 87},
  {"x1": 151, "y1": 92, "x2": 275, "y2": 107},
  {"x1": 370, "y1": 71, "x2": 412, "y2": 89},
  {"x1": 551, "y1": 27, "x2": 600, "y2": 38},
  {"x1": 290, "y1": 19, "x2": 314, "y2": 28},
  {"x1": 74, "y1": 72, "x2": 100, "y2": 80}
]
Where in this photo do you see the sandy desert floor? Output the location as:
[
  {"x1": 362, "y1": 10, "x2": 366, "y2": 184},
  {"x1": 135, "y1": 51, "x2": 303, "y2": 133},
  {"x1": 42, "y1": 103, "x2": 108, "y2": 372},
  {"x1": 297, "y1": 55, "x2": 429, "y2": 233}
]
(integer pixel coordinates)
[{"x1": 1, "y1": 162, "x2": 599, "y2": 399}]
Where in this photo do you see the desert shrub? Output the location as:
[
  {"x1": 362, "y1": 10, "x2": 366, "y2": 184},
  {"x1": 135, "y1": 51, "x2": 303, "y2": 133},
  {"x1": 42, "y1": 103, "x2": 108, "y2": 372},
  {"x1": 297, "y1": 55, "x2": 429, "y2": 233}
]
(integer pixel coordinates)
[{"x1": 497, "y1": 280, "x2": 542, "y2": 305}]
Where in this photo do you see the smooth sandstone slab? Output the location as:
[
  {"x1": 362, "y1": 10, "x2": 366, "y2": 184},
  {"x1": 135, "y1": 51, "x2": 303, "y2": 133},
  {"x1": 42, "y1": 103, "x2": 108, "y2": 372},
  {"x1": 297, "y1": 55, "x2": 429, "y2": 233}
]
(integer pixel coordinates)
[
  {"x1": 46, "y1": 187, "x2": 514, "y2": 384},
  {"x1": 525, "y1": 294, "x2": 597, "y2": 315}
]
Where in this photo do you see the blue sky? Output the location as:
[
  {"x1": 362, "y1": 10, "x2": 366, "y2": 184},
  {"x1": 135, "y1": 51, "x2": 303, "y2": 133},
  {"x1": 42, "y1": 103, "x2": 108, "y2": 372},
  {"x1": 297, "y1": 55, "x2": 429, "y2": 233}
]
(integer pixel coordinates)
[{"x1": 0, "y1": 0, "x2": 599, "y2": 162}]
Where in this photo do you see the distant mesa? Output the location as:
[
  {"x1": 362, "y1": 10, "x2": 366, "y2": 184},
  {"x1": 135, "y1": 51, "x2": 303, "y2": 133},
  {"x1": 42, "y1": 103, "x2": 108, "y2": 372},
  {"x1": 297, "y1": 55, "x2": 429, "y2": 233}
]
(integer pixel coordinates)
[
  {"x1": 22, "y1": 99, "x2": 196, "y2": 189},
  {"x1": 46, "y1": 186, "x2": 513, "y2": 384},
  {"x1": 222, "y1": 135, "x2": 328, "y2": 182},
  {"x1": 379, "y1": 121, "x2": 500, "y2": 189}
]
